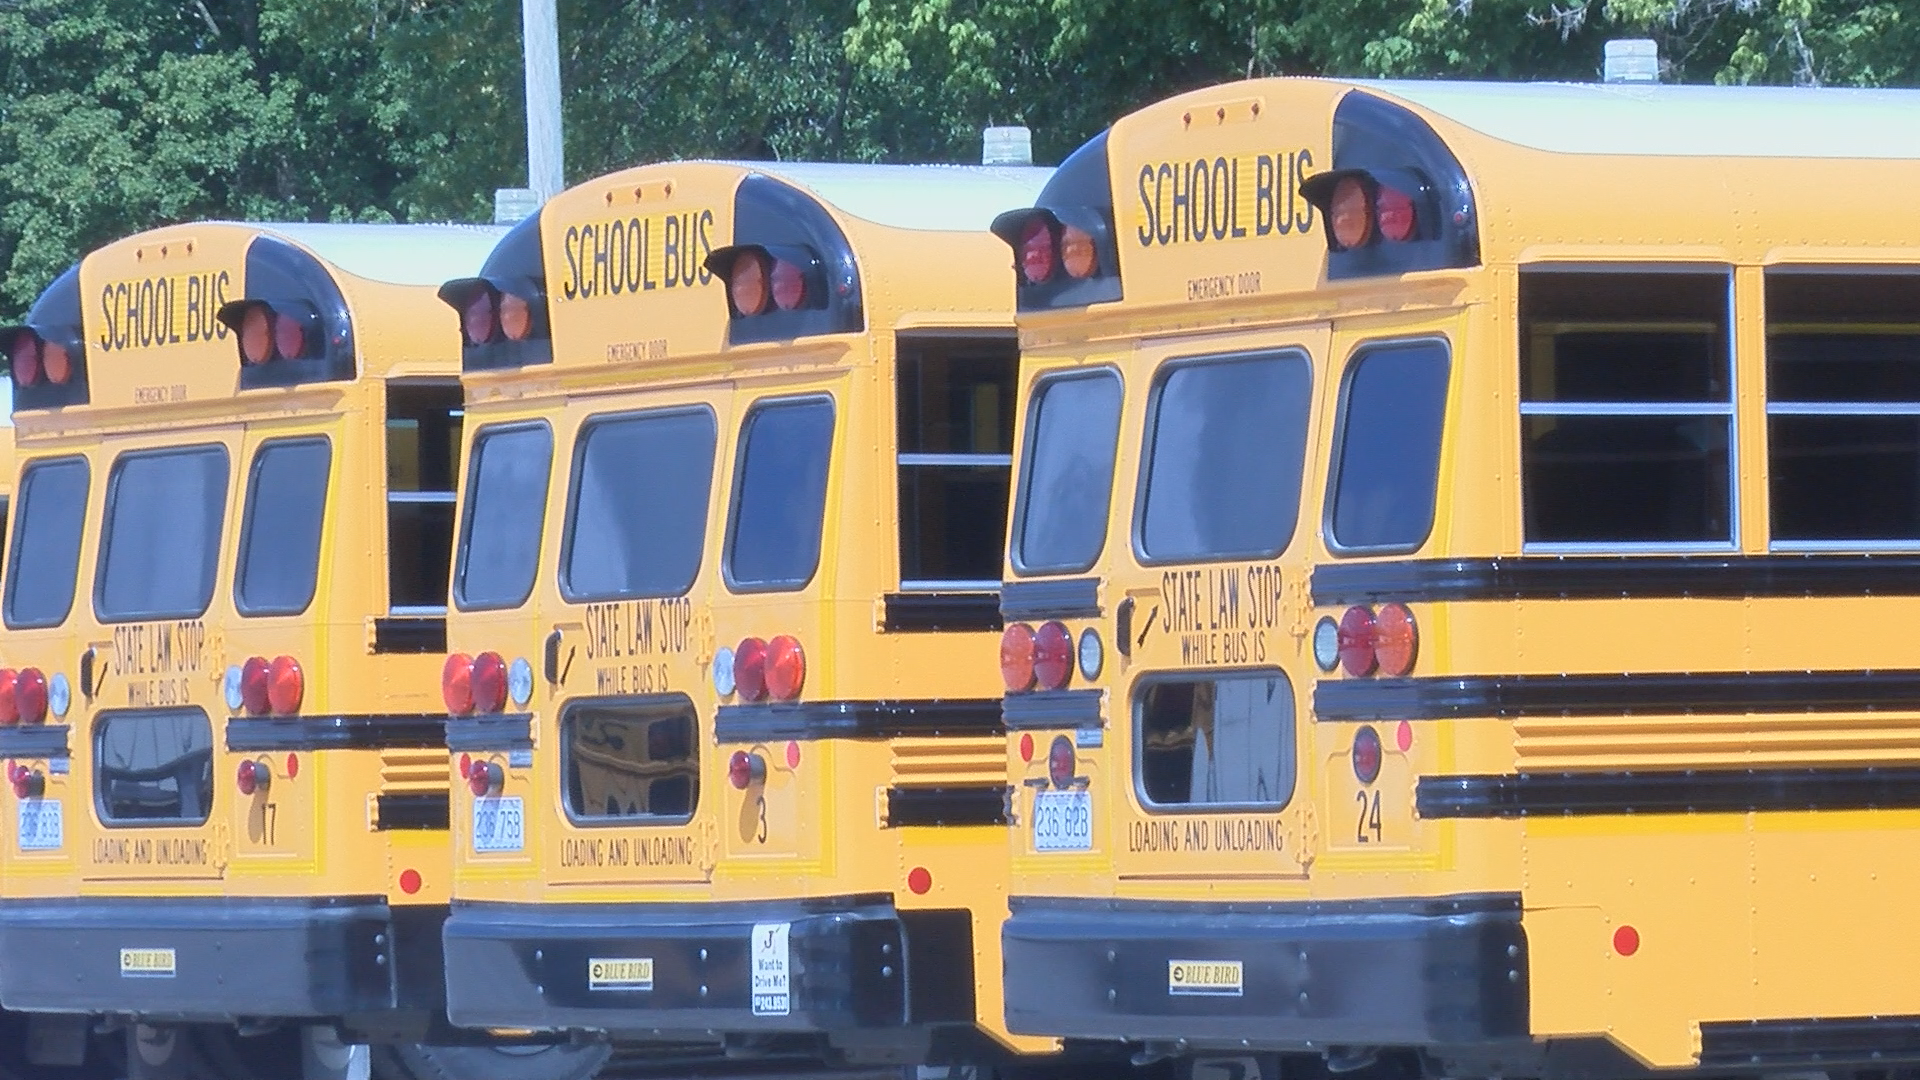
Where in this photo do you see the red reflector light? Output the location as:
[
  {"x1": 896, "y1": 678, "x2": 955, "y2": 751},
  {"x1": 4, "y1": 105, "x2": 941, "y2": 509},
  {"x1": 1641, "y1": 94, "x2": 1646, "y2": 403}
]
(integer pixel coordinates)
[
  {"x1": 286, "y1": 752, "x2": 299, "y2": 778},
  {"x1": 0, "y1": 669, "x2": 18, "y2": 725},
  {"x1": 728, "y1": 750, "x2": 766, "y2": 790},
  {"x1": 441, "y1": 653, "x2": 475, "y2": 715},
  {"x1": 240, "y1": 657, "x2": 271, "y2": 715},
  {"x1": 734, "y1": 638, "x2": 769, "y2": 702},
  {"x1": 9, "y1": 334, "x2": 40, "y2": 386},
  {"x1": 498, "y1": 292, "x2": 534, "y2": 341},
  {"x1": 1337, "y1": 606, "x2": 1377, "y2": 677},
  {"x1": 14, "y1": 668, "x2": 47, "y2": 725},
  {"x1": 1033, "y1": 621, "x2": 1073, "y2": 691},
  {"x1": 462, "y1": 290, "x2": 497, "y2": 346},
  {"x1": 1060, "y1": 225, "x2": 1097, "y2": 279},
  {"x1": 1018, "y1": 732, "x2": 1034, "y2": 763},
  {"x1": 1352, "y1": 724, "x2": 1383, "y2": 785},
  {"x1": 1614, "y1": 924, "x2": 1640, "y2": 956},
  {"x1": 785, "y1": 741, "x2": 801, "y2": 769},
  {"x1": 239, "y1": 306, "x2": 275, "y2": 365},
  {"x1": 1330, "y1": 176, "x2": 1374, "y2": 250},
  {"x1": 770, "y1": 259, "x2": 806, "y2": 311},
  {"x1": 1047, "y1": 735, "x2": 1075, "y2": 789},
  {"x1": 41, "y1": 341, "x2": 72, "y2": 385},
  {"x1": 907, "y1": 866, "x2": 932, "y2": 895},
  {"x1": 399, "y1": 868, "x2": 423, "y2": 895},
  {"x1": 766, "y1": 636, "x2": 805, "y2": 701},
  {"x1": 267, "y1": 656, "x2": 303, "y2": 715},
  {"x1": 272, "y1": 312, "x2": 306, "y2": 360},
  {"x1": 471, "y1": 651, "x2": 508, "y2": 714},
  {"x1": 1376, "y1": 186, "x2": 1418, "y2": 243},
  {"x1": 729, "y1": 253, "x2": 770, "y2": 317},
  {"x1": 1372, "y1": 602, "x2": 1418, "y2": 676},
  {"x1": 1018, "y1": 217, "x2": 1055, "y2": 285},
  {"x1": 1396, "y1": 720, "x2": 1414, "y2": 753},
  {"x1": 1000, "y1": 622, "x2": 1037, "y2": 693},
  {"x1": 236, "y1": 759, "x2": 267, "y2": 796},
  {"x1": 458, "y1": 753, "x2": 473, "y2": 780}
]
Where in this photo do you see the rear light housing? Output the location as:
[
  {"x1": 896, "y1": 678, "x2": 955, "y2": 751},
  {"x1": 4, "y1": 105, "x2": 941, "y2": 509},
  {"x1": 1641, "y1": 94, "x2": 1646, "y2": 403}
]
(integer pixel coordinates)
[
  {"x1": 728, "y1": 750, "x2": 767, "y2": 790},
  {"x1": 463, "y1": 289, "x2": 498, "y2": 345},
  {"x1": 1352, "y1": 724, "x2": 1383, "y2": 785},
  {"x1": 1019, "y1": 217, "x2": 1056, "y2": 284},
  {"x1": 11, "y1": 767, "x2": 43, "y2": 800},
  {"x1": 766, "y1": 636, "x2": 804, "y2": 701},
  {"x1": 267, "y1": 656, "x2": 303, "y2": 715},
  {"x1": 13, "y1": 668, "x2": 48, "y2": 725},
  {"x1": 442, "y1": 653, "x2": 475, "y2": 715},
  {"x1": 1000, "y1": 622, "x2": 1037, "y2": 692},
  {"x1": 734, "y1": 638, "x2": 769, "y2": 702},
  {"x1": 236, "y1": 759, "x2": 269, "y2": 796},
  {"x1": 1337, "y1": 606, "x2": 1377, "y2": 677},
  {"x1": 1331, "y1": 603, "x2": 1419, "y2": 678},
  {"x1": 1047, "y1": 735, "x2": 1075, "y2": 789},
  {"x1": 228, "y1": 301, "x2": 319, "y2": 365},
  {"x1": 1033, "y1": 620, "x2": 1073, "y2": 691},
  {"x1": 240, "y1": 657, "x2": 271, "y2": 716},
  {"x1": 1372, "y1": 602, "x2": 1419, "y2": 677},
  {"x1": 468, "y1": 760, "x2": 503, "y2": 797},
  {"x1": 729, "y1": 253, "x2": 770, "y2": 316},
  {"x1": 471, "y1": 651, "x2": 508, "y2": 714}
]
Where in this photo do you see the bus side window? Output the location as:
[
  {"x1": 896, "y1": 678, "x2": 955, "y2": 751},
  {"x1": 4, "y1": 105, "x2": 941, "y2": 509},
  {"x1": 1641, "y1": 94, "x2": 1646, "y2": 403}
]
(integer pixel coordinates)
[
  {"x1": 1520, "y1": 271, "x2": 1732, "y2": 547},
  {"x1": 387, "y1": 383, "x2": 463, "y2": 613},
  {"x1": 896, "y1": 336, "x2": 1016, "y2": 589},
  {"x1": 1765, "y1": 272, "x2": 1920, "y2": 545}
]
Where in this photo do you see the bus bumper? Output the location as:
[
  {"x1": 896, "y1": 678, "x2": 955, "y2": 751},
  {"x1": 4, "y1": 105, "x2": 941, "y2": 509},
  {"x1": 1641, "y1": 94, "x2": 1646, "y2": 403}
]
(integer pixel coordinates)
[
  {"x1": 0, "y1": 897, "x2": 428, "y2": 1022},
  {"x1": 1001, "y1": 893, "x2": 1529, "y2": 1049},
  {"x1": 443, "y1": 898, "x2": 938, "y2": 1036}
]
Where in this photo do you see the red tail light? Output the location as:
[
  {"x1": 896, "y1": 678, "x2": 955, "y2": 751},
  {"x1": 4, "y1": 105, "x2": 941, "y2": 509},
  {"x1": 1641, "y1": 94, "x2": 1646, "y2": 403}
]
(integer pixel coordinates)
[
  {"x1": 1337, "y1": 606, "x2": 1377, "y2": 677},
  {"x1": 1352, "y1": 724, "x2": 1383, "y2": 784},
  {"x1": 1018, "y1": 732, "x2": 1034, "y2": 762},
  {"x1": 272, "y1": 312, "x2": 306, "y2": 360},
  {"x1": 0, "y1": 669, "x2": 18, "y2": 725},
  {"x1": 1000, "y1": 622, "x2": 1037, "y2": 692},
  {"x1": 1033, "y1": 621, "x2": 1073, "y2": 691},
  {"x1": 1019, "y1": 217, "x2": 1055, "y2": 285},
  {"x1": 442, "y1": 653, "x2": 476, "y2": 715},
  {"x1": 769, "y1": 259, "x2": 806, "y2": 311},
  {"x1": 236, "y1": 759, "x2": 268, "y2": 796},
  {"x1": 14, "y1": 668, "x2": 47, "y2": 725},
  {"x1": 734, "y1": 638, "x2": 769, "y2": 702},
  {"x1": 1330, "y1": 176, "x2": 1374, "y2": 250},
  {"x1": 1376, "y1": 186, "x2": 1417, "y2": 243},
  {"x1": 728, "y1": 750, "x2": 766, "y2": 790},
  {"x1": 729, "y1": 254, "x2": 770, "y2": 317},
  {"x1": 9, "y1": 333, "x2": 40, "y2": 386},
  {"x1": 471, "y1": 652, "x2": 508, "y2": 714},
  {"x1": 240, "y1": 657, "x2": 271, "y2": 715},
  {"x1": 462, "y1": 290, "x2": 497, "y2": 346},
  {"x1": 267, "y1": 656, "x2": 303, "y2": 715},
  {"x1": 1047, "y1": 734, "x2": 1075, "y2": 789},
  {"x1": 468, "y1": 760, "x2": 503, "y2": 797},
  {"x1": 498, "y1": 292, "x2": 534, "y2": 341},
  {"x1": 1060, "y1": 225, "x2": 1097, "y2": 279},
  {"x1": 766, "y1": 636, "x2": 804, "y2": 701},
  {"x1": 458, "y1": 753, "x2": 472, "y2": 780},
  {"x1": 41, "y1": 341, "x2": 72, "y2": 385},
  {"x1": 1373, "y1": 602, "x2": 1419, "y2": 676},
  {"x1": 11, "y1": 768, "x2": 43, "y2": 800},
  {"x1": 239, "y1": 306, "x2": 275, "y2": 365}
]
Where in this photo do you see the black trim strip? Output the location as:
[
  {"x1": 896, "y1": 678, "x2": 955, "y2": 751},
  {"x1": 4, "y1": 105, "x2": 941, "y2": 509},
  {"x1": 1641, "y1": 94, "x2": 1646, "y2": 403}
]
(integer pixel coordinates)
[
  {"x1": 1313, "y1": 553, "x2": 1920, "y2": 607},
  {"x1": 1701, "y1": 1016, "x2": 1920, "y2": 1068},
  {"x1": 1001, "y1": 578, "x2": 1100, "y2": 620},
  {"x1": 1417, "y1": 766, "x2": 1920, "y2": 819},
  {"x1": 372, "y1": 616, "x2": 448, "y2": 654},
  {"x1": 885, "y1": 784, "x2": 1010, "y2": 827},
  {"x1": 880, "y1": 592, "x2": 1001, "y2": 633},
  {"x1": 714, "y1": 700, "x2": 1003, "y2": 743},
  {"x1": 0, "y1": 725, "x2": 69, "y2": 759},
  {"x1": 1003, "y1": 689, "x2": 1103, "y2": 731},
  {"x1": 226, "y1": 715, "x2": 448, "y2": 753},
  {"x1": 375, "y1": 792, "x2": 451, "y2": 830},
  {"x1": 1316, "y1": 669, "x2": 1920, "y2": 722},
  {"x1": 445, "y1": 714, "x2": 533, "y2": 752}
]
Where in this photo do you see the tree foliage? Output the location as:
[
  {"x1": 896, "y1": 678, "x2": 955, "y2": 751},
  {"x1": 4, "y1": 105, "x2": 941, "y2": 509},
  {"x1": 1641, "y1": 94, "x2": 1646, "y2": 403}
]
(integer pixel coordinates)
[{"x1": 2, "y1": 0, "x2": 1915, "y2": 318}]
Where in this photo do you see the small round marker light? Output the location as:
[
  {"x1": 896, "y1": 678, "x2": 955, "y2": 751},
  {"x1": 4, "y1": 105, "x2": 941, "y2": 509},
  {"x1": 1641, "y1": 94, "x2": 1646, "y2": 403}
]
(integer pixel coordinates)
[
  {"x1": 1047, "y1": 734, "x2": 1076, "y2": 790},
  {"x1": 1352, "y1": 724, "x2": 1383, "y2": 785},
  {"x1": 1077, "y1": 627, "x2": 1104, "y2": 681},
  {"x1": 727, "y1": 750, "x2": 766, "y2": 790},
  {"x1": 1312, "y1": 616, "x2": 1342, "y2": 672},
  {"x1": 47, "y1": 673, "x2": 69, "y2": 719},
  {"x1": 711, "y1": 645, "x2": 737, "y2": 697},
  {"x1": 507, "y1": 657, "x2": 534, "y2": 707},
  {"x1": 236, "y1": 759, "x2": 268, "y2": 796}
]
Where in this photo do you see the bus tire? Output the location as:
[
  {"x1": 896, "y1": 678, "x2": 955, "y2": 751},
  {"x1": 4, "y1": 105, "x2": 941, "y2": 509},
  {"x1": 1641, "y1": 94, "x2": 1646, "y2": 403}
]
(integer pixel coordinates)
[{"x1": 371, "y1": 1042, "x2": 612, "y2": 1080}]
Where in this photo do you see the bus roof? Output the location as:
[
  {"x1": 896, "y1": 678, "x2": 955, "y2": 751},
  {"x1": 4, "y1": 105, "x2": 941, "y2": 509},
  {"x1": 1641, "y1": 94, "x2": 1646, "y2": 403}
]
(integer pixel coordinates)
[
  {"x1": 1366, "y1": 80, "x2": 1920, "y2": 160},
  {"x1": 746, "y1": 163, "x2": 1053, "y2": 232},
  {"x1": 248, "y1": 222, "x2": 507, "y2": 285}
]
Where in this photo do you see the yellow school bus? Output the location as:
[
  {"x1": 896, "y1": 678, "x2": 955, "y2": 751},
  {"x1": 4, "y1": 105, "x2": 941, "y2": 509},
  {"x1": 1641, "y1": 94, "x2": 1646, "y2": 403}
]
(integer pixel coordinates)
[
  {"x1": 0, "y1": 222, "x2": 606, "y2": 1080},
  {"x1": 992, "y1": 78, "x2": 1920, "y2": 1078},
  {"x1": 435, "y1": 160, "x2": 1056, "y2": 1068}
]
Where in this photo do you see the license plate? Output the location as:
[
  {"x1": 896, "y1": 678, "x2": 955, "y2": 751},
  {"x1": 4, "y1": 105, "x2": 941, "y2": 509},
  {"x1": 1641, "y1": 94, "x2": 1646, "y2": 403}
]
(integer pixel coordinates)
[
  {"x1": 471, "y1": 796, "x2": 524, "y2": 853},
  {"x1": 1031, "y1": 789, "x2": 1092, "y2": 852},
  {"x1": 16, "y1": 799, "x2": 61, "y2": 850}
]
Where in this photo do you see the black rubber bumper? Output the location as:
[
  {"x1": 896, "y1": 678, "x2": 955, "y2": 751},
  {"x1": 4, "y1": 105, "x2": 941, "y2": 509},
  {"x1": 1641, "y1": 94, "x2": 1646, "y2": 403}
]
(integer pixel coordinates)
[
  {"x1": 1002, "y1": 893, "x2": 1529, "y2": 1049},
  {"x1": 443, "y1": 897, "x2": 960, "y2": 1036},
  {"x1": 0, "y1": 896, "x2": 406, "y2": 1021}
]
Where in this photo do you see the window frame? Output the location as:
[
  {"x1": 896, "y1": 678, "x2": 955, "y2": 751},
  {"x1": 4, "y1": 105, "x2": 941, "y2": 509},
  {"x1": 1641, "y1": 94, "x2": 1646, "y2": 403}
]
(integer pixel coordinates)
[
  {"x1": 722, "y1": 393, "x2": 837, "y2": 595},
  {"x1": 93, "y1": 443, "x2": 230, "y2": 623},
  {"x1": 4, "y1": 455, "x2": 90, "y2": 630},
  {"x1": 557, "y1": 404, "x2": 718, "y2": 604},
  {"x1": 894, "y1": 334, "x2": 1018, "y2": 591},
  {"x1": 452, "y1": 419, "x2": 555, "y2": 612},
  {"x1": 1130, "y1": 667, "x2": 1298, "y2": 815},
  {"x1": 1130, "y1": 348, "x2": 1315, "y2": 566},
  {"x1": 1008, "y1": 366, "x2": 1125, "y2": 577},
  {"x1": 1323, "y1": 336, "x2": 1453, "y2": 557},
  {"x1": 233, "y1": 436, "x2": 333, "y2": 618},
  {"x1": 1517, "y1": 264, "x2": 1740, "y2": 554},
  {"x1": 557, "y1": 693, "x2": 701, "y2": 828},
  {"x1": 91, "y1": 707, "x2": 216, "y2": 828}
]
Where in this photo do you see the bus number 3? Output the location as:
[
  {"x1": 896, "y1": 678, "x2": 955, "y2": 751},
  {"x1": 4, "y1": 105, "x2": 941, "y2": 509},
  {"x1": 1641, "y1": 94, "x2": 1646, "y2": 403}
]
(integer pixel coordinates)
[
  {"x1": 755, "y1": 796, "x2": 768, "y2": 844},
  {"x1": 1354, "y1": 790, "x2": 1381, "y2": 843}
]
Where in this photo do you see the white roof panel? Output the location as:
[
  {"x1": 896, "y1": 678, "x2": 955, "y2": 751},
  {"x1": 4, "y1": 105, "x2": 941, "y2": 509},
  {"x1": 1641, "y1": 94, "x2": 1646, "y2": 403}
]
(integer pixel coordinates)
[
  {"x1": 732, "y1": 162, "x2": 1054, "y2": 231},
  {"x1": 1360, "y1": 80, "x2": 1920, "y2": 159},
  {"x1": 250, "y1": 223, "x2": 508, "y2": 284}
]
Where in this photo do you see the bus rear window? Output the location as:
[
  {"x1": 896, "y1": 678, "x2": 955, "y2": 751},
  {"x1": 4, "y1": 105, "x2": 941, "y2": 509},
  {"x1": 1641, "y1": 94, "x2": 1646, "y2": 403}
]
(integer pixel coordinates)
[
  {"x1": 1521, "y1": 271, "x2": 1732, "y2": 547},
  {"x1": 1137, "y1": 352, "x2": 1312, "y2": 562},
  {"x1": 562, "y1": 696, "x2": 698, "y2": 823},
  {"x1": 1137, "y1": 672, "x2": 1295, "y2": 810},
  {"x1": 236, "y1": 438, "x2": 331, "y2": 616},
  {"x1": 1013, "y1": 370, "x2": 1122, "y2": 575},
  {"x1": 1328, "y1": 341, "x2": 1451, "y2": 552},
  {"x1": 1766, "y1": 272, "x2": 1920, "y2": 544},
  {"x1": 455, "y1": 423, "x2": 553, "y2": 610},
  {"x1": 5, "y1": 457, "x2": 88, "y2": 629},
  {"x1": 562, "y1": 408, "x2": 716, "y2": 601},
  {"x1": 96, "y1": 445, "x2": 228, "y2": 622},
  {"x1": 94, "y1": 709, "x2": 214, "y2": 826},
  {"x1": 726, "y1": 397, "x2": 834, "y2": 591},
  {"x1": 897, "y1": 338, "x2": 1015, "y2": 588}
]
